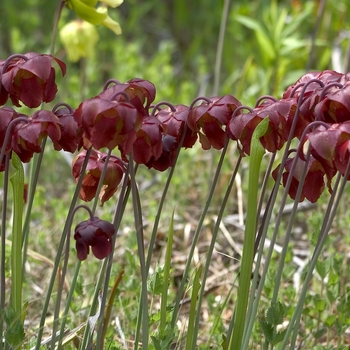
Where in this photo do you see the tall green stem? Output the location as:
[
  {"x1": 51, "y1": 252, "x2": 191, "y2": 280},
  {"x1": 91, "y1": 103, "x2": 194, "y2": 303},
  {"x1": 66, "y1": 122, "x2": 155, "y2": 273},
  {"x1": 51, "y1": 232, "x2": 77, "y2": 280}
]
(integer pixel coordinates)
[
  {"x1": 228, "y1": 117, "x2": 269, "y2": 350},
  {"x1": 9, "y1": 153, "x2": 24, "y2": 317}
]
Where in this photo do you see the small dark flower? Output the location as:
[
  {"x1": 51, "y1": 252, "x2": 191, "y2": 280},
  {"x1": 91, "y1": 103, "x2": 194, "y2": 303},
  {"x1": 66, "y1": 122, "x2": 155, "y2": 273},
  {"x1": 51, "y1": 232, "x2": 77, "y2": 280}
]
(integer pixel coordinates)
[
  {"x1": 74, "y1": 216, "x2": 115, "y2": 260},
  {"x1": 145, "y1": 104, "x2": 197, "y2": 171},
  {"x1": 72, "y1": 149, "x2": 126, "y2": 204},
  {"x1": 314, "y1": 82, "x2": 350, "y2": 123},
  {"x1": 272, "y1": 155, "x2": 326, "y2": 203},
  {"x1": 99, "y1": 78, "x2": 156, "y2": 116},
  {"x1": 121, "y1": 115, "x2": 163, "y2": 165},
  {"x1": 0, "y1": 52, "x2": 66, "y2": 108},
  {"x1": 187, "y1": 95, "x2": 242, "y2": 150},
  {"x1": 53, "y1": 106, "x2": 81, "y2": 153},
  {"x1": 74, "y1": 97, "x2": 141, "y2": 150},
  {"x1": 227, "y1": 98, "x2": 298, "y2": 155},
  {"x1": 11, "y1": 110, "x2": 61, "y2": 162},
  {"x1": 0, "y1": 106, "x2": 18, "y2": 152}
]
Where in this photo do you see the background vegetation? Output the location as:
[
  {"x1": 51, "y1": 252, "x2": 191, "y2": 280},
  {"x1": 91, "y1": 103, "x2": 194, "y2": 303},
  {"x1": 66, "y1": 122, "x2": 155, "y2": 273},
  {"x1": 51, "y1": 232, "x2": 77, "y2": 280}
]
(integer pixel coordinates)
[{"x1": 2, "y1": 0, "x2": 350, "y2": 349}]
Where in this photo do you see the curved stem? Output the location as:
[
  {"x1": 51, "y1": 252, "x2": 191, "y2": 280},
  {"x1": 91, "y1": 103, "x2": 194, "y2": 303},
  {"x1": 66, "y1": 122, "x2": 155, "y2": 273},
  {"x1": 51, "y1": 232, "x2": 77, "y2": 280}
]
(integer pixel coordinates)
[
  {"x1": 103, "y1": 79, "x2": 122, "y2": 91},
  {"x1": 1, "y1": 54, "x2": 29, "y2": 73},
  {"x1": 52, "y1": 102, "x2": 74, "y2": 114},
  {"x1": 213, "y1": 0, "x2": 231, "y2": 96},
  {"x1": 150, "y1": 101, "x2": 176, "y2": 116},
  {"x1": 109, "y1": 91, "x2": 130, "y2": 103},
  {"x1": 50, "y1": 0, "x2": 65, "y2": 55}
]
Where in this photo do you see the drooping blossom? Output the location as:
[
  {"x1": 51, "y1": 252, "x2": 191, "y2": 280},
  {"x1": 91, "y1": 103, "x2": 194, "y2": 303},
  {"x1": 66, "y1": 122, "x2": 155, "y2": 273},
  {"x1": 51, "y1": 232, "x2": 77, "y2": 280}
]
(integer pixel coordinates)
[
  {"x1": 72, "y1": 149, "x2": 127, "y2": 204},
  {"x1": 0, "y1": 106, "x2": 18, "y2": 153},
  {"x1": 11, "y1": 110, "x2": 61, "y2": 163},
  {"x1": 0, "y1": 52, "x2": 66, "y2": 108},
  {"x1": 146, "y1": 104, "x2": 197, "y2": 171},
  {"x1": 122, "y1": 115, "x2": 163, "y2": 165},
  {"x1": 74, "y1": 216, "x2": 115, "y2": 260},
  {"x1": 187, "y1": 95, "x2": 242, "y2": 150},
  {"x1": 99, "y1": 78, "x2": 156, "y2": 116},
  {"x1": 52, "y1": 105, "x2": 81, "y2": 153},
  {"x1": 227, "y1": 98, "x2": 298, "y2": 155},
  {"x1": 272, "y1": 154, "x2": 326, "y2": 203},
  {"x1": 73, "y1": 96, "x2": 141, "y2": 150}
]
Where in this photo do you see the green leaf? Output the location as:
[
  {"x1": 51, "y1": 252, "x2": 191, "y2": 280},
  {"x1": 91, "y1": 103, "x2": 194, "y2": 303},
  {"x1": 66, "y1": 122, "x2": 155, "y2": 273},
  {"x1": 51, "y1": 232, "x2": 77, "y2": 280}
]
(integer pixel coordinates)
[
  {"x1": 147, "y1": 265, "x2": 164, "y2": 295},
  {"x1": 259, "y1": 318, "x2": 274, "y2": 343},
  {"x1": 1, "y1": 307, "x2": 25, "y2": 347},
  {"x1": 266, "y1": 301, "x2": 284, "y2": 326},
  {"x1": 271, "y1": 329, "x2": 287, "y2": 345}
]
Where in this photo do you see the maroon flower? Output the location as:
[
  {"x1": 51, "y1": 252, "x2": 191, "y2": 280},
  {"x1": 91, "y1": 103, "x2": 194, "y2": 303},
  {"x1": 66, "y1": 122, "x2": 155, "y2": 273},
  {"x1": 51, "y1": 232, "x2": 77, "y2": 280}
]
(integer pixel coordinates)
[
  {"x1": 52, "y1": 105, "x2": 81, "y2": 153},
  {"x1": 187, "y1": 95, "x2": 242, "y2": 150},
  {"x1": 0, "y1": 52, "x2": 66, "y2": 108},
  {"x1": 121, "y1": 115, "x2": 163, "y2": 165},
  {"x1": 145, "y1": 104, "x2": 197, "y2": 171},
  {"x1": 11, "y1": 110, "x2": 61, "y2": 162},
  {"x1": 283, "y1": 70, "x2": 344, "y2": 100},
  {"x1": 313, "y1": 82, "x2": 350, "y2": 123},
  {"x1": 272, "y1": 155, "x2": 326, "y2": 203},
  {"x1": 99, "y1": 78, "x2": 156, "y2": 116},
  {"x1": 227, "y1": 98, "x2": 299, "y2": 155},
  {"x1": 74, "y1": 216, "x2": 115, "y2": 260},
  {"x1": 305, "y1": 122, "x2": 350, "y2": 180},
  {"x1": 72, "y1": 149, "x2": 127, "y2": 205},
  {"x1": 74, "y1": 97, "x2": 141, "y2": 151},
  {"x1": 156, "y1": 104, "x2": 197, "y2": 148},
  {"x1": 0, "y1": 106, "x2": 18, "y2": 153}
]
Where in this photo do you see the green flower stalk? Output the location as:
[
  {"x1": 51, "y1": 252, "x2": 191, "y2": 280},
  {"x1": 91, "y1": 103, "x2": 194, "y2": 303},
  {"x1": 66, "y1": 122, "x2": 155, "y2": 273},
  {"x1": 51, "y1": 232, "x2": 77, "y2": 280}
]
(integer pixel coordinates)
[{"x1": 65, "y1": 0, "x2": 123, "y2": 35}]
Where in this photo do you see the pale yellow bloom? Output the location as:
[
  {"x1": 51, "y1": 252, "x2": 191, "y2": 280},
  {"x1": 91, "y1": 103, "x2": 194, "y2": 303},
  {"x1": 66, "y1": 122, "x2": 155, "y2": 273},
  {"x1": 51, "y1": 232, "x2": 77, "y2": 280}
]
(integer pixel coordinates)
[{"x1": 60, "y1": 20, "x2": 99, "y2": 62}]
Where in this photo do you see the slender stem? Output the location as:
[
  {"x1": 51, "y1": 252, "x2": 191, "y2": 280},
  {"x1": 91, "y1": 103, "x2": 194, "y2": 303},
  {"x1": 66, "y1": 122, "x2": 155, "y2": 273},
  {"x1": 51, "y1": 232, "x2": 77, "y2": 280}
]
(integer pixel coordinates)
[
  {"x1": 34, "y1": 148, "x2": 92, "y2": 349},
  {"x1": 0, "y1": 154, "x2": 10, "y2": 350},
  {"x1": 50, "y1": 0, "x2": 65, "y2": 55},
  {"x1": 213, "y1": 0, "x2": 231, "y2": 96},
  {"x1": 129, "y1": 153, "x2": 148, "y2": 350}
]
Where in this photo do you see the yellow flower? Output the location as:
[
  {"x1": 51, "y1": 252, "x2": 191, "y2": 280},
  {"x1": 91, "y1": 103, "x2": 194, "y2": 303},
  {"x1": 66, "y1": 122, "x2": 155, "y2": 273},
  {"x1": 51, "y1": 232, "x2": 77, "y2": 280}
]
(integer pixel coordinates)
[
  {"x1": 65, "y1": 0, "x2": 123, "y2": 35},
  {"x1": 60, "y1": 20, "x2": 99, "y2": 62}
]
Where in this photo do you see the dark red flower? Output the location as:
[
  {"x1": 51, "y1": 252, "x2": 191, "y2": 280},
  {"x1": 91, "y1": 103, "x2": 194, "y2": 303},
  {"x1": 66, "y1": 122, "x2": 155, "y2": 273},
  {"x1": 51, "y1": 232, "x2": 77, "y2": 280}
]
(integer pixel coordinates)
[
  {"x1": 72, "y1": 149, "x2": 126, "y2": 205},
  {"x1": 121, "y1": 115, "x2": 163, "y2": 165},
  {"x1": 74, "y1": 216, "x2": 115, "y2": 260},
  {"x1": 144, "y1": 104, "x2": 197, "y2": 171},
  {"x1": 306, "y1": 122, "x2": 350, "y2": 180},
  {"x1": 313, "y1": 82, "x2": 350, "y2": 123},
  {"x1": 74, "y1": 97, "x2": 141, "y2": 151},
  {"x1": 52, "y1": 106, "x2": 81, "y2": 153},
  {"x1": 187, "y1": 95, "x2": 242, "y2": 150},
  {"x1": 283, "y1": 70, "x2": 344, "y2": 100},
  {"x1": 272, "y1": 155, "x2": 326, "y2": 203},
  {"x1": 156, "y1": 104, "x2": 197, "y2": 148},
  {"x1": 0, "y1": 52, "x2": 66, "y2": 108},
  {"x1": 0, "y1": 106, "x2": 18, "y2": 153},
  {"x1": 227, "y1": 98, "x2": 301, "y2": 155},
  {"x1": 99, "y1": 78, "x2": 156, "y2": 116},
  {"x1": 11, "y1": 110, "x2": 61, "y2": 162}
]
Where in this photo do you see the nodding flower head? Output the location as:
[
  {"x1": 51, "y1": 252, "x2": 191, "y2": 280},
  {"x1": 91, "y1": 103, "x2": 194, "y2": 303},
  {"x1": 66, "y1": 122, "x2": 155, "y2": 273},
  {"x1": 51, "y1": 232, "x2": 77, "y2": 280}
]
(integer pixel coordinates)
[
  {"x1": 74, "y1": 216, "x2": 115, "y2": 260},
  {"x1": 0, "y1": 52, "x2": 66, "y2": 108},
  {"x1": 72, "y1": 149, "x2": 127, "y2": 205}
]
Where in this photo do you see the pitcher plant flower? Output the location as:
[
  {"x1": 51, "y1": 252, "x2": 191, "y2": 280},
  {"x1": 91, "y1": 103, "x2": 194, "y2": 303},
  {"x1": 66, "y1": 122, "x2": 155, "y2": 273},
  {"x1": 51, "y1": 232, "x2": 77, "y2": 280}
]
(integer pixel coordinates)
[
  {"x1": 74, "y1": 215, "x2": 116, "y2": 260},
  {"x1": 0, "y1": 53, "x2": 66, "y2": 108},
  {"x1": 72, "y1": 149, "x2": 127, "y2": 204}
]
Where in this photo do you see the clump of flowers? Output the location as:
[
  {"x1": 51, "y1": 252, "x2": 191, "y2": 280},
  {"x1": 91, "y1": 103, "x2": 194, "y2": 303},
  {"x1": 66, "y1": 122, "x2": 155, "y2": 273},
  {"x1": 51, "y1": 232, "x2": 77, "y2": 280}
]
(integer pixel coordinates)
[{"x1": 3, "y1": 50, "x2": 350, "y2": 260}]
